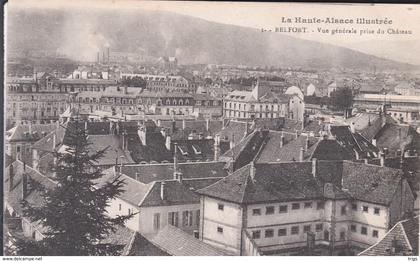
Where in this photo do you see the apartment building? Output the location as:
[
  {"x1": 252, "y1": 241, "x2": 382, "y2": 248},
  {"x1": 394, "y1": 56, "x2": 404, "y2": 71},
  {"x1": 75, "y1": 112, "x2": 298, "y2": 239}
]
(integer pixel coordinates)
[{"x1": 197, "y1": 160, "x2": 414, "y2": 255}]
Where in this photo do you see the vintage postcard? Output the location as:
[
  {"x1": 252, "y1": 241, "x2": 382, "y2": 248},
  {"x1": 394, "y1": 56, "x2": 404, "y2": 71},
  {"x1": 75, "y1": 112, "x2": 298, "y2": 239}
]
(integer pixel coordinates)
[{"x1": 3, "y1": 0, "x2": 420, "y2": 257}]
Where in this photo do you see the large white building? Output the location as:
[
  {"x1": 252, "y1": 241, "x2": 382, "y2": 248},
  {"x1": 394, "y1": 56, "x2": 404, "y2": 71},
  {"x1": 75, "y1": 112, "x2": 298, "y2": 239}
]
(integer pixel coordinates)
[
  {"x1": 197, "y1": 160, "x2": 414, "y2": 255},
  {"x1": 223, "y1": 83, "x2": 305, "y2": 121}
]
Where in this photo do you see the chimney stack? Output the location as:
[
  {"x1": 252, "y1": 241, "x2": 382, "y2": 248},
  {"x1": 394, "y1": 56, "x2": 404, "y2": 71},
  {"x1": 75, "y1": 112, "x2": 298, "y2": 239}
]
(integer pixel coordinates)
[
  {"x1": 9, "y1": 164, "x2": 14, "y2": 192},
  {"x1": 160, "y1": 181, "x2": 166, "y2": 200},
  {"x1": 182, "y1": 119, "x2": 186, "y2": 130},
  {"x1": 372, "y1": 139, "x2": 377, "y2": 147},
  {"x1": 299, "y1": 147, "x2": 305, "y2": 162},
  {"x1": 312, "y1": 158, "x2": 317, "y2": 178},
  {"x1": 230, "y1": 134, "x2": 235, "y2": 149},
  {"x1": 295, "y1": 130, "x2": 299, "y2": 139},
  {"x1": 52, "y1": 132, "x2": 57, "y2": 150},
  {"x1": 171, "y1": 119, "x2": 176, "y2": 133},
  {"x1": 135, "y1": 172, "x2": 140, "y2": 181},
  {"x1": 350, "y1": 122, "x2": 356, "y2": 134},
  {"x1": 206, "y1": 118, "x2": 210, "y2": 132},
  {"x1": 305, "y1": 135, "x2": 310, "y2": 151},
  {"x1": 22, "y1": 172, "x2": 28, "y2": 199},
  {"x1": 280, "y1": 132, "x2": 285, "y2": 148},
  {"x1": 85, "y1": 121, "x2": 88, "y2": 134},
  {"x1": 250, "y1": 161, "x2": 256, "y2": 181},
  {"x1": 214, "y1": 134, "x2": 220, "y2": 161},
  {"x1": 379, "y1": 151, "x2": 385, "y2": 167},
  {"x1": 173, "y1": 143, "x2": 178, "y2": 176},
  {"x1": 165, "y1": 135, "x2": 171, "y2": 151},
  {"x1": 29, "y1": 121, "x2": 32, "y2": 135}
]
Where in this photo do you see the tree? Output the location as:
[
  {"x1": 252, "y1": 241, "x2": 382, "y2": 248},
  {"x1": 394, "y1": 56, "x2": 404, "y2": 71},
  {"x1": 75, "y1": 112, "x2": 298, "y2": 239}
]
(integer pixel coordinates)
[
  {"x1": 329, "y1": 87, "x2": 354, "y2": 112},
  {"x1": 17, "y1": 122, "x2": 135, "y2": 255}
]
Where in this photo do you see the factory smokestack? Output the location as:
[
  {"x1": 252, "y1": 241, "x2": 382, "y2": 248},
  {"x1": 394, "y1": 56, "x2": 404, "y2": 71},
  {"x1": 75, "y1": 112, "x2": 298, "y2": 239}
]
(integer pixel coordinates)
[
  {"x1": 97, "y1": 52, "x2": 100, "y2": 64},
  {"x1": 102, "y1": 51, "x2": 105, "y2": 64}
]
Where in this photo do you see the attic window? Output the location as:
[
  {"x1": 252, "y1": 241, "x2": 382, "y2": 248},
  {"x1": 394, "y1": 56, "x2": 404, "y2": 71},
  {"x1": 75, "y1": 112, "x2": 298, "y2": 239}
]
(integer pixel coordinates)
[
  {"x1": 192, "y1": 145, "x2": 202, "y2": 155},
  {"x1": 178, "y1": 146, "x2": 188, "y2": 156}
]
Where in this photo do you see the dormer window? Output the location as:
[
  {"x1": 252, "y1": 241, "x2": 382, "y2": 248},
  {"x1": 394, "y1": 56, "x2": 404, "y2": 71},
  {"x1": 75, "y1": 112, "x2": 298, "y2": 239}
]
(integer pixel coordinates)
[
  {"x1": 192, "y1": 145, "x2": 202, "y2": 155},
  {"x1": 178, "y1": 146, "x2": 188, "y2": 156}
]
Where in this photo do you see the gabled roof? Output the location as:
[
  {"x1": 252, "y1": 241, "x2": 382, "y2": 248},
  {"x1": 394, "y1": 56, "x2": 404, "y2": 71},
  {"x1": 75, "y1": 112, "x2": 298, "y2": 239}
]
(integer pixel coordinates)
[
  {"x1": 86, "y1": 135, "x2": 135, "y2": 165},
  {"x1": 198, "y1": 161, "x2": 405, "y2": 206},
  {"x1": 6, "y1": 124, "x2": 57, "y2": 142},
  {"x1": 256, "y1": 133, "x2": 319, "y2": 163},
  {"x1": 95, "y1": 168, "x2": 152, "y2": 206},
  {"x1": 118, "y1": 161, "x2": 228, "y2": 184},
  {"x1": 375, "y1": 124, "x2": 419, "y2": 154},
  {"x1": 359, "y1": 215, "x2": 419, "y2": 256}
]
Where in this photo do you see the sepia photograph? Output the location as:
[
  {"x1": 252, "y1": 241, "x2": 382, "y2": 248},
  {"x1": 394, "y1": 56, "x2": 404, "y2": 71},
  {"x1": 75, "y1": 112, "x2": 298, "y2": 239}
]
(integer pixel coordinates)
[{"x1": 3, "y1": 0, "x2": 420, "y2": 257}]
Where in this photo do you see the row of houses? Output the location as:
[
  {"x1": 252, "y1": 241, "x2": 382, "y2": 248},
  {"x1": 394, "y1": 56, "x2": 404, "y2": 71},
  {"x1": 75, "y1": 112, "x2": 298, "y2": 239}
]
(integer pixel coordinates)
[{"x1": 4, "y1": 114, "x2": 419, "y2": 255}]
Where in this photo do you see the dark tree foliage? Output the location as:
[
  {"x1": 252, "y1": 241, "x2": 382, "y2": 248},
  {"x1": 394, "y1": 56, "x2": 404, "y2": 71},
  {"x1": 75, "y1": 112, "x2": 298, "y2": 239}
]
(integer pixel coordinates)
[
  {"x1": 16, "y1": 123, "x2": 135, "y2": 256},
  {"x1": 120, "y1": 76, "x2": 147, "y2": 87},
  {"x1": 329, "y1": 87, "x2": 354, "y2": 111}
]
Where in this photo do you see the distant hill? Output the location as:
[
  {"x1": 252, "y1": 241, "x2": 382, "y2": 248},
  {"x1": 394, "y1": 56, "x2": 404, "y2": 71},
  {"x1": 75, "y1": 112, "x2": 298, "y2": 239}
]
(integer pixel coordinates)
[{"x1": 7, "y1": 8, "x2": 418, "y2": 70}]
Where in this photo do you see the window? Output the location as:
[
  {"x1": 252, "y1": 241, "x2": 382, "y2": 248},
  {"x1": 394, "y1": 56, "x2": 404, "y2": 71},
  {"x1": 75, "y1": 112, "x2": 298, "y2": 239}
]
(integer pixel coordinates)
[
  {"x1": 195, "y1": 210, "x2": 200, "y2": 227},
  {"x1": 266, "y1": 206, "x2": 275, "y2": 215},
  {"x1": 265, "y1": 229, "x2": 274, "y2": 238},
  {"x1": 363, "y1": 206, "x2": 369, "y2": 213},
  {"x1": 278, "y1": 228, "x2": 287, "y2": 236},
  {"x1": 291, "y1": 226, "x2": 299, "y2": 235},
  {"x1": 153, "y1": 213, "x2": 161, "y2": 230},
  {"x1": 304, "y1": 225, "x2": 311, "y2": 233},
  {"x1": 317, "y1": 202, "x2": 324, "y2": 210},
  {"x1": 304, "y1": 202, "x2": 312, "y2": 208},
  {"x1": 372, "y1": 230, "x2": 378, "y2": 238},
  {"x1": 168, "y1": 212, "x2": 179, "y2": 227},
  {"x1": 374, "y1": 207, "x2": 380, "y2": 215},
  {"x1": 340, "y1": 231, "x2": 346, "y2": 240},
  {"x1": 218, "y1": 203, "x2": 224, "y2": 211},
  {"x1": 341, "y1": 206, "x2": 347, "y2": 215},
  {"x1": 252, "y1": 230, "x2": 261, "y2": 239},
  {"x1": 279, "y1": 205, "x2": 288, "y2": 213},
  {"x1": 361, "y1": 226, "x2": 367, "y2": 235},
  {"x1": 292, "y1": 203, "x2": 300, "y2": 210},
  {"x1": 252, "y1": 208, "x2": 261, "y2": 216},
  {"x1": 182, "y1": 211, "x2": 193, "y2": 227},
  {"x1": 217, "y1": 227, "x2": 223, "y2": 233},
  {"x1": 315, "y1": 224, "x2": 323, "y2": 232},
  {"x1": 350, "y1": 225, "x2": 357, "y2": 232},
  {"x1": 352, "y1": 203, "x2": 357, "y2": 211}
]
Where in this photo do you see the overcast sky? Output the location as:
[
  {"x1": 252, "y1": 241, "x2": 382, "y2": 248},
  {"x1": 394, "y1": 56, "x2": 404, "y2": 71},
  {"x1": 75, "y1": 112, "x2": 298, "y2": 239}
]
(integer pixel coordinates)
[{"x1": 8, "y1": 0, "x2": 420, "y2": 65}]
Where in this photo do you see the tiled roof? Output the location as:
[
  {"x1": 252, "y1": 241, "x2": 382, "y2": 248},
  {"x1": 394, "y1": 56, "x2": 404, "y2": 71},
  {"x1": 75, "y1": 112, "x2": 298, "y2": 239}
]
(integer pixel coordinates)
[
  {"x1": 100, "y1": 225, "x2": 137, "y2": 256},
  {"x1": 6, "y1": 124, "x2": 57, "y2": 142},
  {"x1": 143, "y1": 225, "x2": 233, "y2": 256},
  {"x1": 359, "y1": 215, "x2": 419, "y2": 256},
  {"x1": 330, "y1": 125, "x2": 379, "y2": 158},
  {"x1": 32, "y1": 123, "x2": 67, "y2": 153},
  {"x1": 86, "y1": 135, "x2": 135, "y2": 166},
  {"x1": 96, "y1": 168, "x2": 152, "y2": 206},
  {"x1": 140, "y1": 180, "x2": 200, "y2": 207},
  {"x1": 256, "y1": 132, "x2": 319, "y2": 163},
  {"x1": 341, "y1": 161, "x2": 403, "y2": 205},
  {"x1": 375, "y1": 124, "x2": 419, "y2": 154},
  {"x1": 118, "y1": 161, "x2": 229, "y2": 184},
  {"x1": 346, "y1": 113, "x2": 384, "y2": 141},
  {"x1": 198, "y1": 161, "x2": 405, "y2": 206},
  {"x1": 129, "y1": 233, "x2": 170, "y2": 256},
  {"x1": 218, "y1": 120, "x2": 249, "y2": 142},
  {"x1": 198, "y1": 162, "x2": 324, "y2": 204},
  {"x1": 4, "y1": 160, "x2": 57, "y2": 215}
]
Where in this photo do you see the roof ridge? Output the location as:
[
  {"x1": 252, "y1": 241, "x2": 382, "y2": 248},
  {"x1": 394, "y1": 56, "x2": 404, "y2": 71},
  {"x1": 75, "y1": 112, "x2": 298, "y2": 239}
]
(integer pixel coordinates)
[
  {"x1": 137, "y1": 181, "x2": 156, "y2": 207},
  {"x1": 358, "y1": 219, "x2": 404, "y2": 255},
  {"x1": 15, "y1": 159, "x2": 58, "y2": 185}
]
